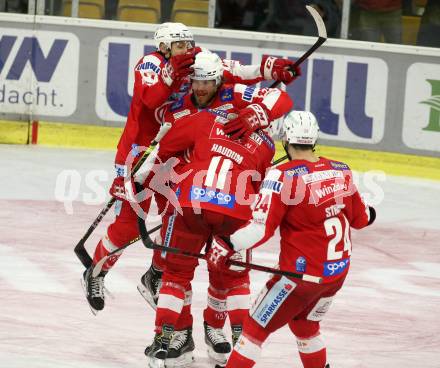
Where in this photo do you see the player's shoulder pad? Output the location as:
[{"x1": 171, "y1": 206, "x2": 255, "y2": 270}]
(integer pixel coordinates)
[
  {"x1": 260, "y1": 168, "x2": 284, "y2": 194},
  {"x1": 328, "y1": 159, "x2": 351, "y2": 171},
  {"x1": 280, "y1": 162, "x2": 310, "y2": 178},
  {"x1": 135, "y1": 53, "x2": 162, "y2": 74}
]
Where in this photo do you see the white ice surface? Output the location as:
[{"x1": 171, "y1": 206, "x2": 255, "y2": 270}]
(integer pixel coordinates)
[{"x1": 0, "y1": 145, "x2": 439, "y2": 368}]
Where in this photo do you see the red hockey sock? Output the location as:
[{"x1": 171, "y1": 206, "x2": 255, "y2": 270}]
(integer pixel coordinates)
[
  {"x1": 155, "y1": 284, "x2": 185, "y2": 332},
  {"x1": 227, "y1": 285, "x2": 250, "y2": 326},
  {"x1": 176, "y1": 290, "x2": 193, "y2": 330},
  {"x1": 226, "y1": 349, "x2": 256, "y2": 368},
  {"x1": 203, "y1": 287, "x2": 227, "y2": 328},
  {"x1": 92, "y1": 237, "x2": 122, "y2": 271},
  {"x1": 298, "y1": 348, "x2": 327, "y2": 368}
]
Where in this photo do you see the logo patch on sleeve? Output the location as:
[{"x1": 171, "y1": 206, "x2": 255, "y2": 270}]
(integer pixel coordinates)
[
  {"x1": 242, "y1": 86, "x2": 256, "y2": 102},
  {"x1": 323, "y1": 258, "x2": 350, "y2": 276},
  {"x1": 330, "y1": 161, "x2": 350, "y2": 170},
  {"x1": 285, "y1": 165, "x2": 309, "y2": 177},
  {"x1": 260, "y1": 179, "x2": 283, "y2": 193},
  {"x1": 170, "y1": 99, "x2": 184, "y2": 111},
  {"x1": 220, "y1": 88, "x2": 233, "y2": 102}
]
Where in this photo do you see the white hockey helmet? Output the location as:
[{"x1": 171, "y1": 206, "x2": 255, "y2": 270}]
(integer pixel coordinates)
[
  {"x1": 283, "y1": 110, "x2": 319, "y2": 145},
  {"x1": 154, "y1": 22, "x2": 194, "y2": 50},
  {"x1": 190, "y1": 51, "x2": 224, "y2": 86}
]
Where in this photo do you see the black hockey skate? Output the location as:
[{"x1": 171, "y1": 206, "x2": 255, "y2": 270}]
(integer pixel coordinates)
[
  {"x1": 145, "y1": 324, "x2": 174, "y2": 368},
  {"x1": 81, "y1": 267, "x2": 107, "y2": 315},
  {"x1": 231, "y1": 325, "x2": 242, "y2": 346},
  {"x1": 137, "y1": 264, "x2": 163, "y2": 310},
  {"x1": 166, "y1": 327, "x2": 195, "y2": 367},
  {"x1": 204, "y1": 321, "x2": 231, "y2": 365}
]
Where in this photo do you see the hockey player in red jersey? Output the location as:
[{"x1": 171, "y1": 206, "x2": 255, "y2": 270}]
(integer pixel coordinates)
[
  {"x1": 141, "y1": 51, "x2": 293, "y2": 368},
  {"x1": 81, "y1": 20, "x2": 300, "y2": 314},
  {"x1": 207, "y1": 111, "x2": 376, "y2": 368}
]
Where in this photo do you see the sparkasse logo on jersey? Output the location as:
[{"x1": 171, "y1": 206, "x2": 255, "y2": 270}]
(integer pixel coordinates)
[
  {"x1": 0, "y1": 28, "x2": 79, "y2": 116},
  {"x1": 253, "y1": 277, "x2": 296, "y2": 327},
  {"x1": 403, "y1": 62, "x2": 440, "y2": 152}
]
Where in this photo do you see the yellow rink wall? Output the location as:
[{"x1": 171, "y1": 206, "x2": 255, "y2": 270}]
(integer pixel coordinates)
[{"x1": 1, "y1": 120, "x2": 440, "y2": 181}]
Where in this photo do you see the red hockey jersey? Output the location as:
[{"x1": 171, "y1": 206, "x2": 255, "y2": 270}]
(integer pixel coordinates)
[
  {"x1": 114, "y1": 52, "x2": 267, "y2": 168},
  {"x1": 157, "y1": 108, "x2": 276, "y2": 220},
  {"x1": 230, "y1": 157, "x2": 372, "y2": 282}
]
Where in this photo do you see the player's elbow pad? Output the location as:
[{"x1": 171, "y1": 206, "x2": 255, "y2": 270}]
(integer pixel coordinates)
[{"x1": 367, "y1": 206, "x2": 376, "y2": 226}]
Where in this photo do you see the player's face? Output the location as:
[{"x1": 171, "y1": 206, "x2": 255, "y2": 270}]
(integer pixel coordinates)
[
  {"x1": 170, "y1": 41, "x2": 192, "y2": 56},
  {"x1": 192, "y1": 79, "x2": 218, "y2": 107}
]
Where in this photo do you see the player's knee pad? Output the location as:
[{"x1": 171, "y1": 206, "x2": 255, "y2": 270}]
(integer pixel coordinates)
[
  {"x1": 289, "y1": 320, "x2": 326, "y2": 356},
  {"x1": 289, "y1": 320, "x2": 320, "y2": 339},
  {"x1": 241, "y1": 316, "x2": 270, "y2": 345},
  {"x1": 107, "y1": 216, "x2": 139, "y2": 246}
]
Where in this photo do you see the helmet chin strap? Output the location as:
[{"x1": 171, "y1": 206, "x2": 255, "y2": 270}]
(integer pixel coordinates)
[{"x1": 283, "y1": 141, "x2": 292, "y2": 161}]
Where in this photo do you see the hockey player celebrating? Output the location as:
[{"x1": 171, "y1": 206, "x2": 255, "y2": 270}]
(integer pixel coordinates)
[
  {"x1": 81, "y1": 21, "x2": 301, "y2": 314},
  {"x1": 82, "y1": 22, "x2": 195, "y2": 313},
  {"x1": 140, "y1": 51, "x2": 293, "y2": 368},
  {"x1": 207, "y1": 110, "x2": 377, "y2": 368}
]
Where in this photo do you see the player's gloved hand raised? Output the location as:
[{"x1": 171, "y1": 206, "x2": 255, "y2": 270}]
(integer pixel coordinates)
[
  {"x1": 161, "y1": 52, "x2": 195, "y2": 87},
  {"x1": 109, "y1": 176, "x2": 136, "y2": 201},
  {"x1": 192, "y1": 46, "x2": 203, "y2": 55},
  {"x1": 224, "y1": 103, "x2": 270, "y2": 140},
  {"x1": 206, "y1": 236, "x2": 235, "y2": 271},
  {"x1": 260, "y1": 55, "x2": 301, "y2": 85}
]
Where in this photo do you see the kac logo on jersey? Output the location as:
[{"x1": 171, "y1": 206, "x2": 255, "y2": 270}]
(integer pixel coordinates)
[
  {"x1": 285, "y1": 165, "x2": 309, "y2": 177},
  {"x1": 220, "y1": 88, "x2": 233, "y2": 102},
  {"x1": 323, "y1": 258, "x2": 350, "y2": 276},
  {"x1": 190, "y1": 186, "x2": 235, "y2": 208},
  {"x1": 296, "y1": 256, "x2": 307, "y2": 273}
]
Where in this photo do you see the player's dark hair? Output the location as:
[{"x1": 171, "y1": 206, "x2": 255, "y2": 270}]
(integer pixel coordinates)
[{"x1": 290, "y1": 143, "x2": 316, "y2": 152}]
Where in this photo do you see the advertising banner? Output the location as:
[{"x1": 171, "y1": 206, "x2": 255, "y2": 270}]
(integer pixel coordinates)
[
  {"x1": 403, "y1": 62, "x2": 440, "y2": 152},
  {"x1": 0, "y1": 27, "x2": 79, "y2": 116}
]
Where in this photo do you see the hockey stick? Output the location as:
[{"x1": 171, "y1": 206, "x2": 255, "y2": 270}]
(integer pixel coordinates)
[
  {"x1": 272, "y1": 154, "x2": 288, "y2": 165},
  {"x1": 74, "y1": 123, "x2": 172, "y2": 269},
  {"x1": 137, "y1": 216, "x2": 323, "y2": 284},
  {"x1": 91, "y1": 223, "x2": 162, "y2": 277},
  {"x1": 270, "y1": 5, "x2": 327, "y2": 89}
]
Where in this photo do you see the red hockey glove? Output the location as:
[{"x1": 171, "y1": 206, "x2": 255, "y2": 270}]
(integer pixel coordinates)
[
  {"x1": 260, "y1": 55, "x2": 301, "y2": 85},
  {"x1": 228, "y1": 249, "x2": 252, "y2": 272},
  {"x1": 206, "y1": 237, "x2": 235, "y2": 271},
  {"x1": 109, "y1": 176, "x2": 135, "y2": 201},
  {"x1": 192, "y1": 46, "x2": 203, "y2": 55},
  {"x1": 161, "y1": 52, "x2": 195, "y2": 86},
  {"x1": 224, "y1": 103, "x2": 270, "y2": 140}
]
